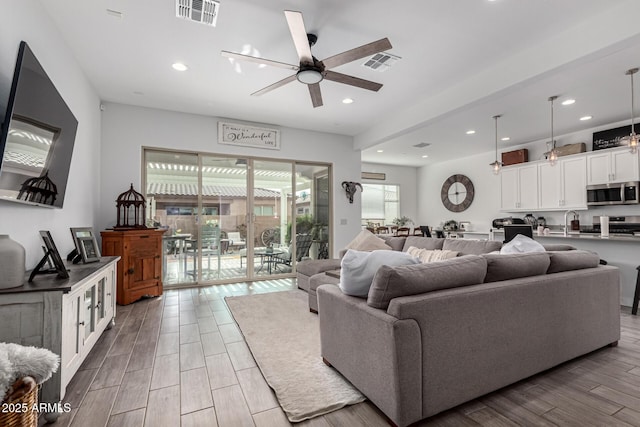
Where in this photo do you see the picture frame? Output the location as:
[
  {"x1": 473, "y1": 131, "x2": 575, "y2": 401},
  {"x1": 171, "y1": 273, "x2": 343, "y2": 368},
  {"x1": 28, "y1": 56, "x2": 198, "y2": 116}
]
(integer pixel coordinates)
[
  {"x1": 36, "y1": 230, "x2": 69, "y2": 280},
  {"x1": 70, "y1": 227, "x2": 101, "y2": 263}
]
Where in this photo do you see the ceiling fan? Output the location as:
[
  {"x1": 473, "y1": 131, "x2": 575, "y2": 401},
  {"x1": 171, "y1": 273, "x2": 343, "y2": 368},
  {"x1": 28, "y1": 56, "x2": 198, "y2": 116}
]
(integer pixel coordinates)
[{"x1": 221, "y1": 10, "x2": 392, "y2": 108}]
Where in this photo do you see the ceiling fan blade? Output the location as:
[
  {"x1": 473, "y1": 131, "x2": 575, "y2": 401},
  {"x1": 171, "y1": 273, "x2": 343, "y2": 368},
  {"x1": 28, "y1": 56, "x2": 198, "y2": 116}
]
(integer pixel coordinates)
[
  {"x1": 251, "y1": 74, "x2": 298, "y2": 96},
  {"x1": 324, "y1": 70, "x2": 383, "y2": 92},
  {"x1": 322, "y1": 38, "x2": 392, "y2": 69},
  {"x1": 221, "y1": 51, "x2": 299, "y2": 71},
  {"x1": 308, "y1": 83, "x2": 323, "y2": 108},
  {"x1": 284, "y1": 10, "x2": 313, "y2": 64}
]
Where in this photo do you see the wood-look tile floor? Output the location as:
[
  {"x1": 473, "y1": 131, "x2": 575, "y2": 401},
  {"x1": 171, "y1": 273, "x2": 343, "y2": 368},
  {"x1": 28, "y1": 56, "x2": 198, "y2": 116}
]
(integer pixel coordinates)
[{"x1": 46, "y1": 279, "x2": 640, "y2": 427}]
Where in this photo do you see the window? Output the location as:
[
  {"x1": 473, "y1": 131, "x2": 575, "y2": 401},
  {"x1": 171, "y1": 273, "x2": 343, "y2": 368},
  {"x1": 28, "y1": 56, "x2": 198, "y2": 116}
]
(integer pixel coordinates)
[
  {"x1": 254, "y1": 205, "x2": 274, "y2": 216},
  {"x1": 361, "y1": 184, "x2": 399, "y2": 226}
]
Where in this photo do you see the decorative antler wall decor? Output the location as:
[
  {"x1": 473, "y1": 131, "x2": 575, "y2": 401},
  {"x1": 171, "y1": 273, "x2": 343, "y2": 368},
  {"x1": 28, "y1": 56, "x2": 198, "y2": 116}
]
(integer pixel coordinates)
[{"x1": 341, "y1": 181, "x2": 363, "y2": 204}]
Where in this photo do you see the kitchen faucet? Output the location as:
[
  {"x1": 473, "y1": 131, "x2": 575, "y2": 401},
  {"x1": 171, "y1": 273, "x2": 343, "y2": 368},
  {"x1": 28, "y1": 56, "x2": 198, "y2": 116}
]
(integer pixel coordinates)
[{"x1": 563, "y1": 210, "x2": 577, "y2": 236}]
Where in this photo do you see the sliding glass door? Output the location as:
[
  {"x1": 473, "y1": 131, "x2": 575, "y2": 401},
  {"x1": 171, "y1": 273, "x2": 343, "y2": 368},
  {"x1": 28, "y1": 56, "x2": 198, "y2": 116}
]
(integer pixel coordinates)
[{"x1": 144, "y1": 148, "x2": 331, "y2": 286}]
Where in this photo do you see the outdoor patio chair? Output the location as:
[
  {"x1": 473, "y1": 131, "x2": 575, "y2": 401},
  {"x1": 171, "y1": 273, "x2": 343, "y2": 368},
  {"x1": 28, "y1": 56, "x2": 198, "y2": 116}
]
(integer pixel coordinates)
[
  {"x1": 227, "y1": 231, "x2": 246, "y2": 252},
  {"x1": 185, "y1": 225, "x2": 222, "y2": 279},
  {"x1": 273, "y1": 234, "x2": 314, "y2": 270}
]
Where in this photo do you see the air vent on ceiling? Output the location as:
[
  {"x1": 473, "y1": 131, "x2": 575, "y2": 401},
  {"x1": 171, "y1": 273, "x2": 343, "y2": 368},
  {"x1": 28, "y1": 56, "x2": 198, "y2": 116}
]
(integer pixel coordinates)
[
  {"x1": 413, "y1": 142, "x2": 431, "y2": 148},
  {"x1": 362, "y1": 52, "x2": 401, "y2": 72},
  {"x1": 176, "y1": 0, "x2": 220, "y2": 27}
]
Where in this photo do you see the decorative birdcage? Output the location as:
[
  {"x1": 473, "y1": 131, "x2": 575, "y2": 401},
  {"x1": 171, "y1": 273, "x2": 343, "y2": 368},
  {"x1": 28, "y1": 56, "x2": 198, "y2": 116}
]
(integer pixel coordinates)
[
  {"x1": 115, "y1": 184, "x2": 148, "y2": 229},
  {"x1": 17, "y1": 171, "x2": 58, "y2": 206}
]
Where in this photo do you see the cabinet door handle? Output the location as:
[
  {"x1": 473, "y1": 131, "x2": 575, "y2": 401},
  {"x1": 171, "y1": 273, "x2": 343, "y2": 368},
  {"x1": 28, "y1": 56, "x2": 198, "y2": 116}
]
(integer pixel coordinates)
[
  {"x1": 78, "y1": 321, "x2": 85, "y2": 326},
  {"x1": 127, "y1": 268, "x2": 134, "y2": 274},
  {"x1": 95, "y1": 302, "x2": 101, "y2": 309}
]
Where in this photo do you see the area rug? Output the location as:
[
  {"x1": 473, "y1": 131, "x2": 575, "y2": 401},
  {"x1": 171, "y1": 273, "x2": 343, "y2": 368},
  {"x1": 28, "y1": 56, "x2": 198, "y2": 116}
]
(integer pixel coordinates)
[{"x1": 225, "y1": 290, "x2": 365, "y2": 422}]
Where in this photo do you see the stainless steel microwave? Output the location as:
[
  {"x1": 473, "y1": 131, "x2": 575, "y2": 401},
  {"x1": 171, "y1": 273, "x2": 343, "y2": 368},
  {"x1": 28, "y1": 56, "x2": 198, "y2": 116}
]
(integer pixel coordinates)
[{"x1": 586, "y1": 182, "x2": 640, "y2": 206}]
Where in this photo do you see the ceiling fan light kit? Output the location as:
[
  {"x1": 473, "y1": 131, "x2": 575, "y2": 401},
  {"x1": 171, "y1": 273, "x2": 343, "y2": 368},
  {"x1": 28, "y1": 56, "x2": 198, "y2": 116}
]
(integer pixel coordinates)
[{"x1": 221, "y1": 10, "x2": 392, "y2": 108}]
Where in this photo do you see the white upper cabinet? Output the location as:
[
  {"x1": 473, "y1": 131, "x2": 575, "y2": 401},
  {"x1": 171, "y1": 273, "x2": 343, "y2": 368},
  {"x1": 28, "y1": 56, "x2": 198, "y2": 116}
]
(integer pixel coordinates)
[
  {"x1": 500, "y1": 164, "x2": 538, "y2": 211},
  {"x1": 538, "y1": 156, "x2": 586, "y2": 210},
  {"x1": 586, "y1": 148, "x2": 639, "y2": 185}
]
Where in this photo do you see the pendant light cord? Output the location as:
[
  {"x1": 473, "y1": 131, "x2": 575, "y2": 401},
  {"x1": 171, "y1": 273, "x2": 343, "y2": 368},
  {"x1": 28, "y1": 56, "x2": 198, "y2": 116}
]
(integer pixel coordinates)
[
  {"x1": 631, "y1": 70, "x2": 636, "y2": 135},
  {"x1": 549, "y1": 96, "x2": 556, "y2": 149}
]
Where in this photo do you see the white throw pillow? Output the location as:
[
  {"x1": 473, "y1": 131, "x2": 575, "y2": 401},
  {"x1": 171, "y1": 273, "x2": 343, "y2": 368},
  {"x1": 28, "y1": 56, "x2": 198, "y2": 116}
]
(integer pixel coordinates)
[
  {"x1": 500, "y1": 234, "x2": 546, "y2": 254},
  {"x1": 406, "y1": 246, "x2": 458, "y2": 263},
  {"x1": 344, "y1": 230, "x2": 392, "y2": 252},
  {"x1": 339, "y1": 249, "x2": 419, "y2": 297}
]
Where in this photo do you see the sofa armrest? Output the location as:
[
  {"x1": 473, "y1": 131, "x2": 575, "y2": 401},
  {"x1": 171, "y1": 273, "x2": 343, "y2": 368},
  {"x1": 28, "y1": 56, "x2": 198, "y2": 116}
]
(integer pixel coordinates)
[{"x1": 317, "y1": 285, "x2": 422, "y2": 427}]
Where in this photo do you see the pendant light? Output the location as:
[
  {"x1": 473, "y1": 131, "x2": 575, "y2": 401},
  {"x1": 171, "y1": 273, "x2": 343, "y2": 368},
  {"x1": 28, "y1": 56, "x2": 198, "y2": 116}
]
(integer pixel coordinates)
[
  {"x1": 547, "y1": 96, "x2": 558, "y2": 166},
  {"x1": 626, "y1": 68, "x2": 638, "y2": 154},
  {"x1": 489, "y1": 115, "x2": 503, "y2": 175}
]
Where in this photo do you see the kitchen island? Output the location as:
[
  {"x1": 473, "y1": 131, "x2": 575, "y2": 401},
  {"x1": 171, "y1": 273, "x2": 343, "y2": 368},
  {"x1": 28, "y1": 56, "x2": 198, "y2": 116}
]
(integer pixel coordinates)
[{"x1": 463, "y1": 230, "x2": 639, "y2": 308}]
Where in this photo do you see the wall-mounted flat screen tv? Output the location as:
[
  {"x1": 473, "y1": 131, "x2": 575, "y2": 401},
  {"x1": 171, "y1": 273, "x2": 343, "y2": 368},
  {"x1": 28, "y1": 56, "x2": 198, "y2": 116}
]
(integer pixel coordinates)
[{"x1": 0, "y1": 41, "x2": 78, "y2": 208}]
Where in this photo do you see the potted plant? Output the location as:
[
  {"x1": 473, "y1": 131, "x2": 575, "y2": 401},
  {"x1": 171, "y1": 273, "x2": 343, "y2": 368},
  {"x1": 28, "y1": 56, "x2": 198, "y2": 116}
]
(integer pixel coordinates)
[{"x1": 392, "y1": 216, "x2": 413, "y2": 227}]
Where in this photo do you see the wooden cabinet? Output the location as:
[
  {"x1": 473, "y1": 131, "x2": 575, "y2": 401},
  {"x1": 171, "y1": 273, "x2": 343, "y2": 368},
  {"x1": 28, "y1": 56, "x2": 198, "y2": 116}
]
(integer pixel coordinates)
[
  {"x1": 500, "y1": 164, "x2": 538, "y2": 211},
  {"x1": 101, "y1": 229, "x2": 164, "y2": 305},
  {"x1": 538, "y1": 156, "x2": 587, "y2": 210},
  {"x1": 586, "y1": 148, "x2": 639, "y2": 185},
  {"x1": 0, "y1": 257, "x2": 118, "y2": 422}
]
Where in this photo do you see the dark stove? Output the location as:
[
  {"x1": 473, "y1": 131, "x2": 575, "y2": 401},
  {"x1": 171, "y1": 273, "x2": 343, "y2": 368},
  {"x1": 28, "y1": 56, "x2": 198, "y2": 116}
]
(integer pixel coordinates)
[{"x1": 580, "y1": 216, "x2": 640, "y2": 235}]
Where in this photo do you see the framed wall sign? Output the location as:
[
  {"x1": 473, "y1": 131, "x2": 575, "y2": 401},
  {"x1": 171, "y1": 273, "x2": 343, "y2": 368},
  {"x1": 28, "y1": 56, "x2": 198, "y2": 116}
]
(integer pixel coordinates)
[
  {"x1": 218, "y1": 122, "x2": 280, "y2": 150},
  {"x1": 593, "y1": 125, "x2": 633, "y2": 150}
]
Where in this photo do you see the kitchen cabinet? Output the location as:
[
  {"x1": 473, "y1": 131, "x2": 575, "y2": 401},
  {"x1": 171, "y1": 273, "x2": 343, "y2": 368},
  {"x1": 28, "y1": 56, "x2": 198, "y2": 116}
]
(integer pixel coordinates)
[
  {"x1": 586, "y1": 148, "x2": 639, "y2": 185},
  {"x1": 538, "y1": 156, "x2": 587, "y2": 210},
  {"x1": 0, "y1": 257, "x2": 118, "y2": 422},
  {"x1": 101, "y1": 229, "x2": 164, "y2": 305},
  {"x1": 500, "y1": 164, "x2": 538, "y2": 211}
]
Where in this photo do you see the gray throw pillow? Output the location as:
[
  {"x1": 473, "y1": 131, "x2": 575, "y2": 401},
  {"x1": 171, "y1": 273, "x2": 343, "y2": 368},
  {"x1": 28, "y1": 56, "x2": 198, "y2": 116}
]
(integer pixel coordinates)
[
  {"x1": 482, "y1": 252, "x2": 550, "y2": 283},
  {"x1": 367, "y1": 255, "x2": 487, "y2": 309},
  {"x1": 547, "y1": 250, "x2": 600, "y2": 274},
  {"x1": 339, "y1": 249, "x2": 419, "y2": 298}
]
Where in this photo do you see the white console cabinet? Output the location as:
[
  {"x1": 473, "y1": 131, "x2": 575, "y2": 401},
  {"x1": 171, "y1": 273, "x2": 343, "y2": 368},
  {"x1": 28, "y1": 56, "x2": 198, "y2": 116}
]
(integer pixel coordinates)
[{"x1": 0, "y1": 257, "x2": 119, "y2": 423}]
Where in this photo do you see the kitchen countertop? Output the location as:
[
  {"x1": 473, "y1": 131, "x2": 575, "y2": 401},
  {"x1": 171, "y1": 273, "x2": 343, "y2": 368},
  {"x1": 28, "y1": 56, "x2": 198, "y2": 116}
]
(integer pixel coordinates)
[{"x1": 463, "y1": 230, "x2": 640, "y2": 242}]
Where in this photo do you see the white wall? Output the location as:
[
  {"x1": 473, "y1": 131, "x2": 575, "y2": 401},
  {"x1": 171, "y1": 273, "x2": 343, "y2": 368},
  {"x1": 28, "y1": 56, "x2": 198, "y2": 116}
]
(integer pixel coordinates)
[
  {"x1": 0, "y1": 0, "x2": 101, "y2": 268},
  {"x1": 99, "y1": 103, "x2": 362, "y2": 256},
  {"x1": 361, "y1": 162, "x2": 418, "y2": 224},
  {"x1": 417, "y1": 151, "x2": 502, "y2": 232}
]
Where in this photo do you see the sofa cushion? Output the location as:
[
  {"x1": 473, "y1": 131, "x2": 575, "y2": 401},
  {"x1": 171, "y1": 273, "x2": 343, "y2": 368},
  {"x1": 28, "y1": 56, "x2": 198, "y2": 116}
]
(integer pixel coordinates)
[
  {"x1": 406, "y1": 246, "x2": 459, "y2": 263},
  {"x1": 481, "y1": 252, "x2": 551, "y2": 283},
  {"x1": 542, "y1": 243, "x2": 576, "y2": 251},
  {"x1": 500, "y1": 235, "x2": 546, "y2": 254},
  {"x1": 442, "y1": 239, "x2": 503, "y2": 255},
  {"x1": 345, "y1": 230, "x2": 392, "y2": 252},
  {"x1": 296, "y1": 259, "x2": 342, "y2": 277},
  {"x1": 547, "y1": 250, "x2": 600, "y2": 274},
  {"x1": 401, "y1": 236, "x2": 445, "y2": 252},
  {"x1": 339, "y1": 249, "x2": 419, "y2": 298},
  {"x1": 378, "y1": 236, "x2": 406, "y2": 251},
  {"x1": 367, "y1": 255, "x2": 487, "y2": 309}
]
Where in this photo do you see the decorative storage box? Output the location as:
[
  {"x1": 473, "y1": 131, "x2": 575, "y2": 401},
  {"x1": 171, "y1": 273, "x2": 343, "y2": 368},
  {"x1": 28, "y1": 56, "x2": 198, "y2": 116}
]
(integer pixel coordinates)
[{"x1": 502, "y1": 149, "x2": 528, "y2": 166}]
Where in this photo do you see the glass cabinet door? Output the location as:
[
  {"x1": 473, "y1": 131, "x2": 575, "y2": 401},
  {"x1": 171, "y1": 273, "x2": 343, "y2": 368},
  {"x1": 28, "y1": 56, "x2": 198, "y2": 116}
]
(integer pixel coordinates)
[
  {"x1": 96, "y1": 278, "x2": 105, "y2": 323},
  {"x1": 84, "y1": 286, "x2": 95, "y2": 338}
]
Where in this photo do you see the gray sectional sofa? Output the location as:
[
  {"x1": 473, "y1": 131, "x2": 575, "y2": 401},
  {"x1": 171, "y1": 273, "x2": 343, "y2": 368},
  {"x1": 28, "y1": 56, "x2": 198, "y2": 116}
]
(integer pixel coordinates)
[{"x1": 314, "y1": 244, "x2": 620, "y2": 426}]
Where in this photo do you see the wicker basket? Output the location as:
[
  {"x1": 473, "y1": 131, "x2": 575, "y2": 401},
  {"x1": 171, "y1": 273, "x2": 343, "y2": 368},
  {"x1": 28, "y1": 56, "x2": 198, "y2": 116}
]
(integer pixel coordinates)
[{"x1": 0, "y1": 377, "x2": 39, "y2": 427}]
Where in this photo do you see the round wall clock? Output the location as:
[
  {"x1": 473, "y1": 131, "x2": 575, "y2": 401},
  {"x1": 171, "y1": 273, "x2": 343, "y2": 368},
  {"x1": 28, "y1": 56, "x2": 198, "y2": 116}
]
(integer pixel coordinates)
[{"x1": 441, "y1": 174, "x2": 475, "y2": 212}]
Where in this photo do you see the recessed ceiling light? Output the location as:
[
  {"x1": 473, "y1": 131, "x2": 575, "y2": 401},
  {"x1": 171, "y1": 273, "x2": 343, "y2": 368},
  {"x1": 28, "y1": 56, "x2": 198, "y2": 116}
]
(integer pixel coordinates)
[
  {"x1": 342, "y1": 98, "x2": 354, "y2": 104},
  {"x1": 580, "y1": 115, "x2": 593, "y2": 121},
  {"x1": 422, "y1": 155, "x2": 429, "y2": 158},
  {"x1": 172, "y1": 62, "x2": 188, "y2": 71},
  {"x1": 501, "y1": 137, "x2": 510, "y2": 141},
  {"x1": 562, "y1": 99, "x2": 576, "y2": 106},
  {"x1": 376, "y1": 149, "x2": 384, "y2": 153},
  {"x1": 133, "y1": 91, "x2": 144, "y2": 96},
  {"x1": 466, "y1": 130, "x2": 476, "y2": 135}
]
